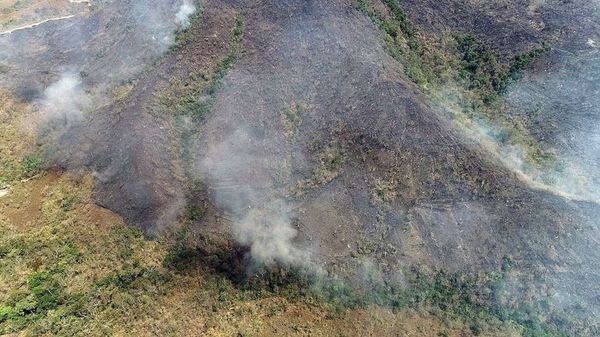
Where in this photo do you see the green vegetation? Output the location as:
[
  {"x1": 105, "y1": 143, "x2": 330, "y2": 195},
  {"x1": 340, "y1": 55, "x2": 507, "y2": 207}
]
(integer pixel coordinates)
[
  {"x1": 382, "y1": 0, "x2": 416, "y2": 46},
  {"x1": 356, "y1": 0, "x2": 553, "y2": 167},
  {"x1": 0, "y1": 3, "x2": 579, "y2": 336},
  {"x1": 293, "y1": 147, "x2": 348, "y2": 194},
  {"x1": 0, "y1": 152, "x2": 44, "y2": 185},
  {"x1": 0, "y1": 235, "x2": 82, "y2": 332},
  {"x1": 167, "y1": 14, "x2": 245, "y2": 182},
  {"x1": 168, "y1": 9, "x2": 204, "y2": 54},
  {"x1": 0, "y1": 194, "x2": 165, "y2": 335},
  {"x1": 372, "y1": 178, "x2": 398, "y2": 204},
  {"x1": 178, "y1": 15, "x2": 244, "y2": 122},
  {"x1": 0, "y1": 260, "x2": 171, "y2": 335},
  {"x1": 504, "y1": 46, "x2": 551, "y2": 92},
  {"x1": 0, "y1": 94, "x2": 45, "y2": 186},
  {"x1": 305, "y1": 268, "x2": 567, "y2": 337},
  {"x1": 59, "y1": 195, "x2": 79, "y2": 212},
  {"x1": 162, "y1": 221, "x2": 198, "y2": 271},
  {"x1": 21, "y1": 154, "x2": 43, "y2": 178},
  {"x1": 0, "y1": 169, "x2": 573, "y2": 336},
  {"x1": 454, "y1": 35, "x2": 550, "y2": 103},
  {"x1": 356, "y1": 0, "x2": 445, "y2": 92},
  {"x1": 324, "y1": 152, "x2": 348, "y2": 172},
  {"x1": 454, "y1": 34, "x2": 504, "y2": 102}
]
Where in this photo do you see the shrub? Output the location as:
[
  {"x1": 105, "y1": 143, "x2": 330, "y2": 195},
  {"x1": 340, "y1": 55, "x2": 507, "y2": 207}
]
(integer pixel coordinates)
[
  {"x1": 0, "y1": 306, "x2": 14, "y2": 323},
  {"x1": 59, "y1": 196, "x2": 79, "y2": 212},
  {"x1": 28, "y1": 271, "x2": 62, "y2": 311},
  {"x1": 186, "y1": 205, "x2": 204, "y2": 222},
  {"x1": 21, "y1": 155, "x2": 43, "y2": 178}
]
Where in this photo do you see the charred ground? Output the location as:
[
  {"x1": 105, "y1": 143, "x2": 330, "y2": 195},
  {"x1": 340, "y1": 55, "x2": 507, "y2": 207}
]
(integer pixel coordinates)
[{"x1": 1, "y1": 0, "x2": 599, "y2": 336}]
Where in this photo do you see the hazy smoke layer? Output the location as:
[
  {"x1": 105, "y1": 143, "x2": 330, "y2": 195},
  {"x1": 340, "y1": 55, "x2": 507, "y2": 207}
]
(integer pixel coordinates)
[
  {"x1": 0, "y1": 0, "x2": 199, "y2": 95},
  {"x1": 0, "y1": 0, "x2": 203, "y2": 234},
  {"x1": 175, "y1": 0, "x2": 197, "y2": 28},
  {"x1": 131, "y1": 0, "x2": 196, "y2": 53}
]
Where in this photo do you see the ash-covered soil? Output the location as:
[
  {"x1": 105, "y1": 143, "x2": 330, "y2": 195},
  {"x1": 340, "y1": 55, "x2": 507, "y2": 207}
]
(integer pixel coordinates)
[
  {"x1": 189, "y1": 1, "x2": 600, "y2": 331},
  {"x1": 1, "y1": 0, "x2": 600, "y2": 335},
  {"x1": 0, "y1": 0, "x2": 182, "y2": 98}
]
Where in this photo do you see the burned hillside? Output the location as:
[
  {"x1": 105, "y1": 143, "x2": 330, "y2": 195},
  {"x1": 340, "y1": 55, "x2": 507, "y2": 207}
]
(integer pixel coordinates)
[{"x1": 1, "y1": 0, "x2": 599, "y2": 336}]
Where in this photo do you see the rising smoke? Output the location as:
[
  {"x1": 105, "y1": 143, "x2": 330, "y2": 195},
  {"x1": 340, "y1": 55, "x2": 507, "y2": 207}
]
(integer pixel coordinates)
[
  {"x1": 199, "y1": 129, "x2": 311, "y2": 267},
  {"x1": 0, "y1": 0, "x2": 201, "y2": 235},
  {"x1": 1, "y1": 1, "x2": 599, "y2": 332},
  {"x1": 21, "y1": 0, "x2": 200, "y2": 145},
  {"x1": 37, "y1": 72, "x2": 90, "y2": 127},
  {"x1": 481, "y1": 37, "x2": 600, "y2": 205},
  {"x1": 0, "y1": 0, "x2": 200, "y2": 92},
  {"x1": 237, "y1": 201, "x2": 304, "y2": 265},
  {"x1": 175, "y1": 0, "x2": 197, "y2": 28}
]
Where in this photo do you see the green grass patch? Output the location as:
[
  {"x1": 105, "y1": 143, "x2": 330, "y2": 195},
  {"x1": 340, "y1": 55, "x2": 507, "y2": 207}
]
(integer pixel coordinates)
[
  {"x1": 159, "y1": 220, "x2": 570, "y2": 337},
  {"x1": 502, "y1": 45, "x2": 551, "y2": 94},
  {"x1": 21, "y1": 154, "x2": 43, "y2": 178},
  {"x1": 172, "y1": 14, "x2": 245, "y2": 181},
  {"x1": 324, "y1": 152, "x2": 347, "y2": 172},
  {"x1": 275, "y1": 267, "x2": 567, "y2": 337}
]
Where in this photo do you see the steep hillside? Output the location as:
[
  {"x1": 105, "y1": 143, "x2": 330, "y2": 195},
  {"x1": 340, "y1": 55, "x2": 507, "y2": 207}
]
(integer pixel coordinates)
[
  {"x1": 0, "y1": 89, "x2": 521, "y2": 337},
  {"x1": 1, "y1": 0, "x2": 599, "y2": 336}
]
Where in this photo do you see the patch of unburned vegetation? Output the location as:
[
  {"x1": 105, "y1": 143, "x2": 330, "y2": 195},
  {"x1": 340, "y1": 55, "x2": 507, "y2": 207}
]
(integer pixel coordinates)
[
  {"x1": 162, "y1": 13, "x2": 244, "y2": 123},
  {"x1": 280, "y1": 101, "x2": 306, "y2": 140},
  {"x1": 372, "y1": 178, "x2": 398, "y2": 205},
  {"x1": 356, "y1": 0, "x2": 553, "y2": 168},
  {"x1": 157, "y1": 11, "x2": 245, "y2": 180},
  {"x1": 293, "y1": 145, "x2": 348, "y2": 195},
  {"x1": 0, "y1": 124, "x2": 555, "y2": 336}
]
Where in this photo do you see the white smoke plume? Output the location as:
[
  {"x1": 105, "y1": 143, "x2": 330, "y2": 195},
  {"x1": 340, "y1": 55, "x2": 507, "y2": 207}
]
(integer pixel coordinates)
[
  {"x1": 498, "y1": 42, "x2": 600, "y2": 205},
  {"x1": 199, "y1": 129, "x2": 310, "y2": 267},
  {"x1": 37, "y1": 72, "x2": 90, "y2": 127},
  {"x1": 237, "y1": 201, "x2": 303, "y2": 265},
  {"x1": 432, "y1": 37, "x2": 600, "y2": 206},
  {"x1": 175, "y1": 0, "x2": 197, "y2": 28}
]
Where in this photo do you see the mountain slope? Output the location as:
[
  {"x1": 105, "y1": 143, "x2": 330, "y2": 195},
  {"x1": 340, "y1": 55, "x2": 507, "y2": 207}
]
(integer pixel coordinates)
[{"x1": 1, "y1": 0, "x2": 599, "y2": 335}]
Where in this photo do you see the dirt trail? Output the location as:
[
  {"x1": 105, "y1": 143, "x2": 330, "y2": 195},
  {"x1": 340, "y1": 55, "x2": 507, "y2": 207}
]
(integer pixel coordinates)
[
  {"x1": 0, "y1": 15, "x2": 76, "y2": 36},
  {"x1": 0, "y1": 0, "x2": 90, "y2": 36}
]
